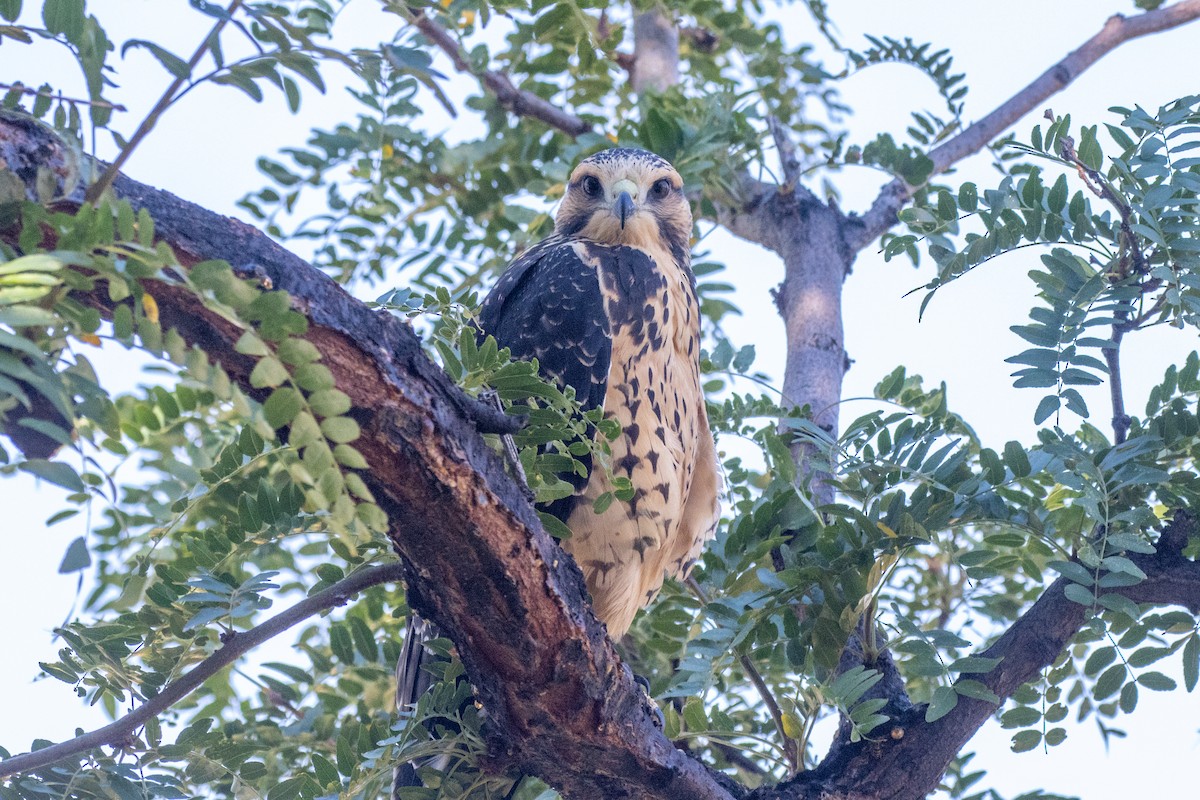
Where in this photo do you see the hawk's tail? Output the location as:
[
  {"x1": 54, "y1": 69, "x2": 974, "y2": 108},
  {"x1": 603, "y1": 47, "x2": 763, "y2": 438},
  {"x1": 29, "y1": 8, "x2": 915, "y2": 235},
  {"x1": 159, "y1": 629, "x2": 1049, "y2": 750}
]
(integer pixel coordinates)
[{"x1": 392, "y1": 611, "x2": 443, "y2": 795}]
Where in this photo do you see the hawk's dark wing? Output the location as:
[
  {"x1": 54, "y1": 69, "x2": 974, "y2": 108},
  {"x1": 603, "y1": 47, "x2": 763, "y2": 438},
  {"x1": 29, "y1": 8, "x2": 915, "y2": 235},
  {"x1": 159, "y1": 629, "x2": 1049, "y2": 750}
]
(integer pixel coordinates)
[{"x1": 478, "y1": 236, "x2": 612, "y2": 414}]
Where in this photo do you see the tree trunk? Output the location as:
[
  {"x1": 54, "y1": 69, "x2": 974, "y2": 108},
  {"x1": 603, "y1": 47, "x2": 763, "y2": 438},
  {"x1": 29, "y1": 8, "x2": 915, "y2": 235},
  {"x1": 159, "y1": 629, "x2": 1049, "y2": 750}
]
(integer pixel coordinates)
[{"x1": 631, "y1": 7, "x2": 680, "y2": 93}]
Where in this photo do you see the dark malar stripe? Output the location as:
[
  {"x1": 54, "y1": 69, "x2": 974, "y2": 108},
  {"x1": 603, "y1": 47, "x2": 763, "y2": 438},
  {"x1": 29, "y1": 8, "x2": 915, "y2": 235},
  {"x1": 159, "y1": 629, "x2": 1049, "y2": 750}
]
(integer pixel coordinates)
[{"x1": 557, "y1": 209, "x2": 597, "y2": 238}]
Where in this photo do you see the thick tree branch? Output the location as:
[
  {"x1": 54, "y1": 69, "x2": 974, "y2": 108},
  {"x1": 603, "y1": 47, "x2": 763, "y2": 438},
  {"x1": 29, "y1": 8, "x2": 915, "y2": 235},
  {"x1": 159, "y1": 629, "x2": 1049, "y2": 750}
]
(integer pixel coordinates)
[
  {"x1": 631, "y1": 8, "x2": 680, "y2": 93},
  {"x1": 0, "y1": 117, "x2": 732, "y2": 800},
  {"x1": 0, "y1": 563, "x2": 406, "y2": 778},
  {"x1": 848, "y1": 0, "x2": 1200, "y2": 250},
  {"x1": 758, "y1": 514, "x2": 1200, "y2": 800},
  {"x1": 408, "y1": 11, "x2": 590, "y2": 138}
]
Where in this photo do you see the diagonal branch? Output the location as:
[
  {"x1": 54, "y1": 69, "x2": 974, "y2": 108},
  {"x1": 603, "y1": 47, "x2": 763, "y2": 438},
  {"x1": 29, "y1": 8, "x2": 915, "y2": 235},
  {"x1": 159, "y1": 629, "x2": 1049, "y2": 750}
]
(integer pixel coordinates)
[
  {"x1": 848, "y1": 0, "x2": 1200, "y2": 250},
  {"x1": 408, "y1": 10, "x2": 590, "y2": 138},
  {"x1": 759, "y1": 513, "x2": 1200, "y2": 800},
  {"x1": 0, "y1": 562, "x2": 406, "y2": 778}
]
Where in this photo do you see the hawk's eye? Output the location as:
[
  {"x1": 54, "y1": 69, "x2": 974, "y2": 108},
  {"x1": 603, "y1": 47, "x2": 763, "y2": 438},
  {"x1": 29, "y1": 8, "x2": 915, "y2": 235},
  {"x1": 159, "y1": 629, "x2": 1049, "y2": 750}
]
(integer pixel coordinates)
[
  {"x1": 580, "y1": 175, "x2": 603, "y2": 197},
  {"x1": 649, "y1": 178, "x2": 672, "y2": 200}
]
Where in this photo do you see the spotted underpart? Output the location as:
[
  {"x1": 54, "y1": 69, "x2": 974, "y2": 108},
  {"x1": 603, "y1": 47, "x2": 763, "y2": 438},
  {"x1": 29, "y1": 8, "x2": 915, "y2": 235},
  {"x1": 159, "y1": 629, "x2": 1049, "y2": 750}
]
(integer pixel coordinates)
[{"x1": 478, "y1": 147, "x2": 720, "y2": 638}]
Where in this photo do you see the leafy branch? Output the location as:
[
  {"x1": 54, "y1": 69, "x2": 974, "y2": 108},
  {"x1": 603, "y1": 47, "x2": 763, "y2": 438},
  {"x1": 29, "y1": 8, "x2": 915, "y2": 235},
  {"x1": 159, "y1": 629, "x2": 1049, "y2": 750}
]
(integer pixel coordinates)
[
  {"x1": 85, "y1": 0, "x2": 244, "y2": 203},
  {"x1": 406, "y1": 9, "x2": 590, "y2": 138},
  {"x1": 853, "y1": 0, "x2": 1200, "y2": 248},
  {"x1": 0, "y1": 562, "x2": 406, "y2": 778}
]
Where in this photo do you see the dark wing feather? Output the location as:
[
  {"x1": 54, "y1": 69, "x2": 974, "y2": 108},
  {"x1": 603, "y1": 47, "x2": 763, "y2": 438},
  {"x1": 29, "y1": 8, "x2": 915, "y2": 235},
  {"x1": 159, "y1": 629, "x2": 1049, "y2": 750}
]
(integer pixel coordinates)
[
  {"x1": 478, "y1": 237, "x2": 612, "y2": 523},
  {"x1": 478, "y1": 236, "x2": 612, "y2": 414}
]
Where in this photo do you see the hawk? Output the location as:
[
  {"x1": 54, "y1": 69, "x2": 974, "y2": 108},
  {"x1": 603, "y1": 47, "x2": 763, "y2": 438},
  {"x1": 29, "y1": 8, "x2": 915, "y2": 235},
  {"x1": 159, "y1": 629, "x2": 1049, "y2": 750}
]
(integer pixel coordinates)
[
  {"x1": 394, "y1": 148, "x2": 719, "y2": 790},
  {"x1": 478, "y1": 146, "x2": 720, "y2": 636}
]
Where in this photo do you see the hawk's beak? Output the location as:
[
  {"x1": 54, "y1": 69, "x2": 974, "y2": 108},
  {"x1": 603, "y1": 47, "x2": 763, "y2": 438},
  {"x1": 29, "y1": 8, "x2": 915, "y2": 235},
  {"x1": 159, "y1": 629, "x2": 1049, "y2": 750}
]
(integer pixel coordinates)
[{"x1": 612, "y1": 179, "x2": 638, "y2": 229}]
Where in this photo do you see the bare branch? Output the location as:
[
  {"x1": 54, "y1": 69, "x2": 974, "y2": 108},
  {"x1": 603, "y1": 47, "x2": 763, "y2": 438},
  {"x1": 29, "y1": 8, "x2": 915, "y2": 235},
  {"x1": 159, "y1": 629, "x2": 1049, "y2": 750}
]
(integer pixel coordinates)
[
  {"x1": 409, "y1": 11, "x2": 590, "y2": 138},
  {"x1": 740, "y1": 654, "x2": 799, "y2": 775},
  {"x1": 849, "y1": 0, "x2": 1200, "y2": 249},
  {"x1": 84, "y1": 0, "x2": 244, "y2": 203},
  {"x1": 1105, "y1": 330, "x2": 1130, "y2": 444},
  {"x1": 0, "y1": 563, "x2": 406, "y2": 778},
  {"x1": 767, "y1": 116, "x2": 801, "y2": 190}
]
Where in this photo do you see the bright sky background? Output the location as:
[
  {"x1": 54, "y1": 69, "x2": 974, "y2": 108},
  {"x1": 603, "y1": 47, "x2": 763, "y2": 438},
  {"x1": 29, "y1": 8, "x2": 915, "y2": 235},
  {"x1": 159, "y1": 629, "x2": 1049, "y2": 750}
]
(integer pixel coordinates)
[{"x1": 3, "y1": 1, "x2": 1200, "y2": 797}]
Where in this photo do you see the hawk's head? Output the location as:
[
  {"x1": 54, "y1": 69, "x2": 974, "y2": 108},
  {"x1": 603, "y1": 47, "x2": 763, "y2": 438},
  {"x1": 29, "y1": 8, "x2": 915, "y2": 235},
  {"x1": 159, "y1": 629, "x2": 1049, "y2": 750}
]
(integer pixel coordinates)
[{"x1": 555, "y1": 148, "x2": 691, "y2": 262}]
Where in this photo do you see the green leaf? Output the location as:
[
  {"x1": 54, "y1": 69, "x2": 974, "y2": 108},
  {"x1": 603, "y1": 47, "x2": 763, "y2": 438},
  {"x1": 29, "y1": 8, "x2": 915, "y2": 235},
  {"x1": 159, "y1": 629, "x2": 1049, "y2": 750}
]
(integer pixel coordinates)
[
  {"x1": 1183, "y1": 634, "x2": 1199, "y2": 692},
  {"x1": 263, "y1": 387, "x2": 303, "y2": 428},
  {"x1": 1093, "y1": 663, "x2": 1126, "y2": 700},
  {"x1": 20, "y1": 459, "x2": 84, "y2": 492},
  {"x1": 1137, "y1": 671, "x2": 1176, "y2": 691},
  {"x1": 953, "y1": 679, "x2": 1000, "y2": 704},
  {"x1": 1084, "y1": 645, "x2": 1116, "y2": 676},
  {"x1": 309, "y1": 388, "x2": 351, "y2": 417},
  {"x1": 1034, "y1": 394, "x2": 1059, "y2": 424},
  {"x1": 42, "y1": 0, "x2": 84, "y2": 39},
  {"x1": 1010, "y1": 729, "x2": 1042, "y2": 753},
  {"x1": 925, "y1": 685, "x2": 958, "y2": 722},
  {"x1": 947, "y1": 656, "x2": 1001, "y2": 674},
  {"x1": 122, "y1": 39, "x2": 191, "y2": 79},
  {"x1": 57, "y1": 535, "x2": 90, "y2": 573},
  {"x1": 0, "y1": 1, "x2": 22, "y2": 23},
  {"x1": 333, "y1": 444, "x2": 368, "y2": 469},
  {"x1": 320, "y1": 416, "x2": 360, "y2": 444},
  {"x1": 1000, "y1": 705, "x2": 1041, "y2": 728},
  {"x1": 1119, "y1": 680, "x2": 1139, "y2": 714},
  {"x1": 277, "y1": 338, "x2": 321, "y2": 365},
  {"x1": 1002, "y1": 441, "x2": 1030, "y2": 478},
  {"x1": 235, "y1": 332, "x2": 270, "y2": 356},
  {"x1": 682, "y1": 696, "x2": 708, "y2": 730},
  {"x1": 249, "y1": 357, "x2": 289, "y2": 389}
]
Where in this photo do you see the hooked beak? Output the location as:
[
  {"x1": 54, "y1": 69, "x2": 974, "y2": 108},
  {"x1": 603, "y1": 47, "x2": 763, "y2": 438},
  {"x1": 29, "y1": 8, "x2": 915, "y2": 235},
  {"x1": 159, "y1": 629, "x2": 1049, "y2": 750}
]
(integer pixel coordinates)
[
  {"x1": 615, "y1": 192, "x2": 635, "y2": 228},
  {"x1": 612, "y1": 178, "x2": 638, "y2": 229}
]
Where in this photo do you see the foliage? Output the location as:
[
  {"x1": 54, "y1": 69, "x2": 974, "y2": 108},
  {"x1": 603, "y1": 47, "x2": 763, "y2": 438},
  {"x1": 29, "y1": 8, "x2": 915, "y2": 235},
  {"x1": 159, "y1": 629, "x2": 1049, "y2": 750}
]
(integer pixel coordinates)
[{"x1": 1, "y1": 1, "x2": 1200, "y2": 800}]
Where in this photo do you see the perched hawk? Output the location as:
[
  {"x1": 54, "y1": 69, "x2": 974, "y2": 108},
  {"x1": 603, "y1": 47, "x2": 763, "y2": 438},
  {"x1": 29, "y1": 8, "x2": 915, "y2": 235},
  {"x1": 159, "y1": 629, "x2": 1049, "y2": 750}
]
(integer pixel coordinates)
[
  {"x1": 394, "y1": 148, "x2": 719, "y2": 791},
  {"x1": 478, "y1": 146, "x2": 720, "y2": 636}
]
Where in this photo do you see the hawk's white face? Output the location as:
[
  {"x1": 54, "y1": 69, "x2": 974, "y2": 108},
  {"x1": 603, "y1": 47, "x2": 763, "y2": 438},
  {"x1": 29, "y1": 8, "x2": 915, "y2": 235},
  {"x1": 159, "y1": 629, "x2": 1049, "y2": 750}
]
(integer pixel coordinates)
[{"x1": 555, "y1": 148, "x2": 691, "y2": 261}]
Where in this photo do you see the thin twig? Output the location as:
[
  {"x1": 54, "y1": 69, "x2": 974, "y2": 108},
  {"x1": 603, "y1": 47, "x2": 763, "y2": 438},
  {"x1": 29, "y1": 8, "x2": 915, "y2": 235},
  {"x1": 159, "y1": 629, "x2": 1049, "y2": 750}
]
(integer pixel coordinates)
[
  {"x1": 408, "y1": 10, "x2": 590, "y2": 138},
  {"x1": 84, "y1": 0, "x2": 244, "y2": 203},
  {"x1": 685, "y1": 575, "x2": 798, "y2": 773},
  {"x1": 0, "y1": 83, "x2": 128, "y2": 112},
  {"x1": 852, "y1": 0, "x2": 1200, "y2": 248},
  {"x1": 1105, "y1": 328, "x2": 1130, "y2": 444},
  {"x1": 739, "y1": 654, "x2": 799, "y2": 775},
  {"x1": 767, "y1": 115, "x2": 801, "y2": 190},
  {"x1": 0, "y1": 562, "x2": 406, "y2": 778}
]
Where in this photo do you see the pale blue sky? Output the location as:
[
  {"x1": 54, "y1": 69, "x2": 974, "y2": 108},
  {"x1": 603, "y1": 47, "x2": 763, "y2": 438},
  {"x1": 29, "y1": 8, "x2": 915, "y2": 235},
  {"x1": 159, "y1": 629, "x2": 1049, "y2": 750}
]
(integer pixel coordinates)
[{"x1": 2, "y1": 1, "x2": 1199, "y2": 796}]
